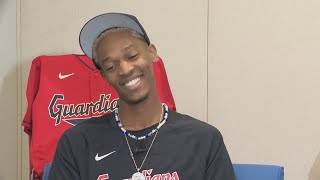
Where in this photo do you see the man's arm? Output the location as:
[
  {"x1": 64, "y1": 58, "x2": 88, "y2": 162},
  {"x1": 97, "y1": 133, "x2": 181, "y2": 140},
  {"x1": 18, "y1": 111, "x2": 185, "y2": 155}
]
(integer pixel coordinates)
[
  {"x1": 205, "y1": 129, "x2": 236, "y2": 180},
  {"x1": 48, "y1": 133, "x2": 80, "y2": 180}
]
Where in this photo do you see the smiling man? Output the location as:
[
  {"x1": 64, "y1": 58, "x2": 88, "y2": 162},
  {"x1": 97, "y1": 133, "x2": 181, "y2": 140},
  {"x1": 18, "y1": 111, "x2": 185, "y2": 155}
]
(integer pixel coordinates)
[{"x1": 49, "y1": 13, "x2": 236, "y2": 180}]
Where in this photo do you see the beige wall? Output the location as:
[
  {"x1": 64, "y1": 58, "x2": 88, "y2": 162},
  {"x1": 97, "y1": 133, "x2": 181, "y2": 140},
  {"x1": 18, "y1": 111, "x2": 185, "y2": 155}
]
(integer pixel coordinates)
[
  {"x1": 1, "y1": 0, "x2": 319, "y2": 179},
  {"x1": 209, "y1": 0, "x2": 320, "y2": 180},
  {"x1": 0, "y1": 0, "x2": 19, "y2": 179}
]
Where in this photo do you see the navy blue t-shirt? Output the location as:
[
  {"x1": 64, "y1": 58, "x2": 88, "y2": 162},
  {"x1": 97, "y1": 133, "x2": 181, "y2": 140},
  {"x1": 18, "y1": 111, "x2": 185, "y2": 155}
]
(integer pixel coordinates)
[{"x1": 49, "y1": 110, "x2": 236, "y2": 180}]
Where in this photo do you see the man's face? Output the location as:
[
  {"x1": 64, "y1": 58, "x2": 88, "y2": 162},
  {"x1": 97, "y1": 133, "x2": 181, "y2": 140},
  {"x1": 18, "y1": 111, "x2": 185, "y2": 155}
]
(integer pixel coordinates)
[{"x1": 95, "y1": 30, "x2": 158, "y2": 105}]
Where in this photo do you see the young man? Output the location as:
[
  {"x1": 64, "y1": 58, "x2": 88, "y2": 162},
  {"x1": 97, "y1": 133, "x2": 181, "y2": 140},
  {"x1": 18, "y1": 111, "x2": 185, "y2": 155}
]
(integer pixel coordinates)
[{"x1": 49, "y1": 13, "x2": 236, "y2": 180}]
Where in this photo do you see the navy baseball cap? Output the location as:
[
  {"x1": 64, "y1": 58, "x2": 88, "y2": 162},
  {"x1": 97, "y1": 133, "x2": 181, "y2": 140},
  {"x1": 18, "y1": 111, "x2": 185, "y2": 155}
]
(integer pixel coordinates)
[{"x1": 79, "y1": 12, "x2": 150, "y2": 60}]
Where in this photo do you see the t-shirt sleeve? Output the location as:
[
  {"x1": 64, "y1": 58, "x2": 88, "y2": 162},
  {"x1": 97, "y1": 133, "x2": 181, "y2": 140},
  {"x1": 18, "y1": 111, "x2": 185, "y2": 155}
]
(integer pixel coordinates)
[
  {"x1": 22, "y1": 56, "x2": 42, "y2": 135},
  {"x1": 204, "y1": 129, "x2": 236, "y2": 180},
  {"x1": 48, "y1": 133, "x2": 80, "y2": 180}
]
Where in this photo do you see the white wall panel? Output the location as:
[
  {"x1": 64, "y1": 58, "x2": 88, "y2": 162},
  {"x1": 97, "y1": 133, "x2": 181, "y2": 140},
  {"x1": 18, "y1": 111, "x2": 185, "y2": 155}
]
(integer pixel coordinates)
[
  {"x1": 208, "y1": 0, "x2": 320, "y2": 180},
  {"x1": 0, "y1": 0, "x2": 18, "y2": 180}
]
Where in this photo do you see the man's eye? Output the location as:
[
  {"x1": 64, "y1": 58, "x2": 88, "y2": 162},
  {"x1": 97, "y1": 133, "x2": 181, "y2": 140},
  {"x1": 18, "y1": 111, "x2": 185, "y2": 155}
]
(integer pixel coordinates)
[
  {"x1": 104, "y1": 63, "x2": 117, "y2": 71},
  {"x1": 128, "y1": 54, "x2": 139, "y2": 60},
  {"x1": 105, "y1": 65, "x2": 114, "y2": 71}
]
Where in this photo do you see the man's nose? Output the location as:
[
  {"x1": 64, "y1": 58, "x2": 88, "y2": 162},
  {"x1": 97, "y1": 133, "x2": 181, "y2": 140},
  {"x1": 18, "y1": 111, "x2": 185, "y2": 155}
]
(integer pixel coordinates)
[{"x1": 118, "y1": 60, "x2": 134, "y2": 76}]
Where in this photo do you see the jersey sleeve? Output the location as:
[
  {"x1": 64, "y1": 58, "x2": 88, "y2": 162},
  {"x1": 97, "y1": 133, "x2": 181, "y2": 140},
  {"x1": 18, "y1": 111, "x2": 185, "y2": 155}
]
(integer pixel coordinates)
[
  {"x1": 153, "y1": 57, "x2": 176, "y2": 111},
  {"x1": 49, "y1": 133, "x2": 80, "y2": 180},
  {"x1": 22, "y1": 56, "x2": 42, "y2": 135},
  {"x1": 204, "y1": 129, "x2": 236, "y2": 180}
]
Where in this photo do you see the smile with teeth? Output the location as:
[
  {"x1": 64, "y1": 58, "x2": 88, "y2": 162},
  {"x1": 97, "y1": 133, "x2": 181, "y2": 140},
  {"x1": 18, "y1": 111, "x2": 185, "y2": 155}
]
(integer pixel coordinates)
[{"x1": 124, "y1": 77, "x2": 141, "y2": 87}]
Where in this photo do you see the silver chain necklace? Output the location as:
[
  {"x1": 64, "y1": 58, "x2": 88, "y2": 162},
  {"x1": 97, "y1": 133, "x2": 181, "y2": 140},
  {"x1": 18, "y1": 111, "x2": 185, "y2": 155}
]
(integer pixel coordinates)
[{"x1": 122, "y1": 105, "x2": 164, "y2": 180}]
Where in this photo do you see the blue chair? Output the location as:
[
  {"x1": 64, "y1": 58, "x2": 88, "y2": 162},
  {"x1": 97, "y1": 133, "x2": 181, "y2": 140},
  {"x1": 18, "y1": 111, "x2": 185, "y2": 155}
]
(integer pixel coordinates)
[
  {"x1": 233, "y1": 164, "x2": 284, "y2": 180},
  {"x1": 43, "y1": 163, "x2": 284, "y2": 180},
  {"x1": 42, "y1": 163, "x2": 52, "y2": 180}
]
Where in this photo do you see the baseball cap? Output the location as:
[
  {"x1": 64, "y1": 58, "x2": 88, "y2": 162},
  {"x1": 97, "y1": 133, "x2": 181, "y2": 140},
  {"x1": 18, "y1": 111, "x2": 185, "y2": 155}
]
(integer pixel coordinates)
[{"x1": 79, "y1": 12, "x2": 150, "y2": 60}]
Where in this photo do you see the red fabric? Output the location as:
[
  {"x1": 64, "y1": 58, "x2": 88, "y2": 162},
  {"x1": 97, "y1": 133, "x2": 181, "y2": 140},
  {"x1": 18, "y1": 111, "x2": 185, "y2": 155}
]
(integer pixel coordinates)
[{"x1": 22, "y1": 54, "x2": 176, "y2": 177}]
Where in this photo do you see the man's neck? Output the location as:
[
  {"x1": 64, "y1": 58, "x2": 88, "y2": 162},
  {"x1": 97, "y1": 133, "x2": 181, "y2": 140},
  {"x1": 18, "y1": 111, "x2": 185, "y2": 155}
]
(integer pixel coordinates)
[{"x1": 118, "y1": 97, "x2": 163, "y2": 131}]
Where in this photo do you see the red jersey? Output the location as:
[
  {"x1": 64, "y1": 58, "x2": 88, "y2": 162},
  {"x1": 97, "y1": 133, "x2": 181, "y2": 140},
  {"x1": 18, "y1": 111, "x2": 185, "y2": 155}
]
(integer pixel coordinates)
[{"x1": 22, "y1": 54, "x2": 175, "y2": 177}]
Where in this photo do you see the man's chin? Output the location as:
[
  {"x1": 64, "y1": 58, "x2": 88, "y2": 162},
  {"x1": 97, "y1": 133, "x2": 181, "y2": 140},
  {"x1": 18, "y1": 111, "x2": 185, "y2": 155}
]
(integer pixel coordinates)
[{"x1": 123, "y1": 94, "x2": 148, "y2": 105}]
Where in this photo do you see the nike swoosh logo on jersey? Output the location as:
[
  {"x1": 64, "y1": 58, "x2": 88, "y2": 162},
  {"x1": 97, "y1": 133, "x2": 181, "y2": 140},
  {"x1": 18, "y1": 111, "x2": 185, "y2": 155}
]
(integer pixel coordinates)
[
  {"x1": 59, "y1": 72, "x2": 74, "y2": 79},
  {"x1": 95, "y1": 151, "x2": 116, "y2": 161}
]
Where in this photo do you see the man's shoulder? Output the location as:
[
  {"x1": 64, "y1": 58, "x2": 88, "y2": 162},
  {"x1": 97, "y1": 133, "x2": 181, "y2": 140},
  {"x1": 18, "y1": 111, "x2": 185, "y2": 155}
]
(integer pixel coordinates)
[{"x1": 168, "y1": 110, "x2": 222, "y2": 137}]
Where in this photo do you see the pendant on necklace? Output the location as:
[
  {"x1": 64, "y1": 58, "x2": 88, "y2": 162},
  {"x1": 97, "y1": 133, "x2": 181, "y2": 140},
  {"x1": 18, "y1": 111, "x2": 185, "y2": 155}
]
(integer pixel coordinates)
[{"x1": 132, "y1": 172, "x2": 145, "y2": 180}]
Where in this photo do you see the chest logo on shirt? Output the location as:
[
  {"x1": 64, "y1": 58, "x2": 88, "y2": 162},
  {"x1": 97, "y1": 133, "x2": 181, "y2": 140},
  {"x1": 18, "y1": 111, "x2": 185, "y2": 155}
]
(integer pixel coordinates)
[
  {"x1": 48, "y1": 94, "x2": 118, "y2": 126},
  {"x1": 95, "y1": 151, "x2": 116, "y2": 161},
  {"x1": 59, "y1": 72, "x2": 74, "y2": 79}
]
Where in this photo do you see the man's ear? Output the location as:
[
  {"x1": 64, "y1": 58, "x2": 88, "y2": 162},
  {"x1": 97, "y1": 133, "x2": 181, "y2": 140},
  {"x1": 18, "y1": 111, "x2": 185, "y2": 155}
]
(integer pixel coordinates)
[
  {"x1": 100, "y1": 70, "x2": 111, "y2": 84},
  {"x1": 148, "y1": 44, "x2": 158, "y2": 62},
  {"x1": 99, "y1": 69, "x2": 104, "y2": 77},
  {"x1": 100, "y1": 70, "x2": 108, "y2": 82}
]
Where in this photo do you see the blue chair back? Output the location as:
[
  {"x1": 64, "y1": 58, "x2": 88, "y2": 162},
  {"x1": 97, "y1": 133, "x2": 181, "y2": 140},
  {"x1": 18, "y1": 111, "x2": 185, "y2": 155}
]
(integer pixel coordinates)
[
  {"x1": 42, "y1": 163, "x2": 52, "y2": 180},
  {"x1": 233, "y1": 164, "x2": 284, "y2": 180}
]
